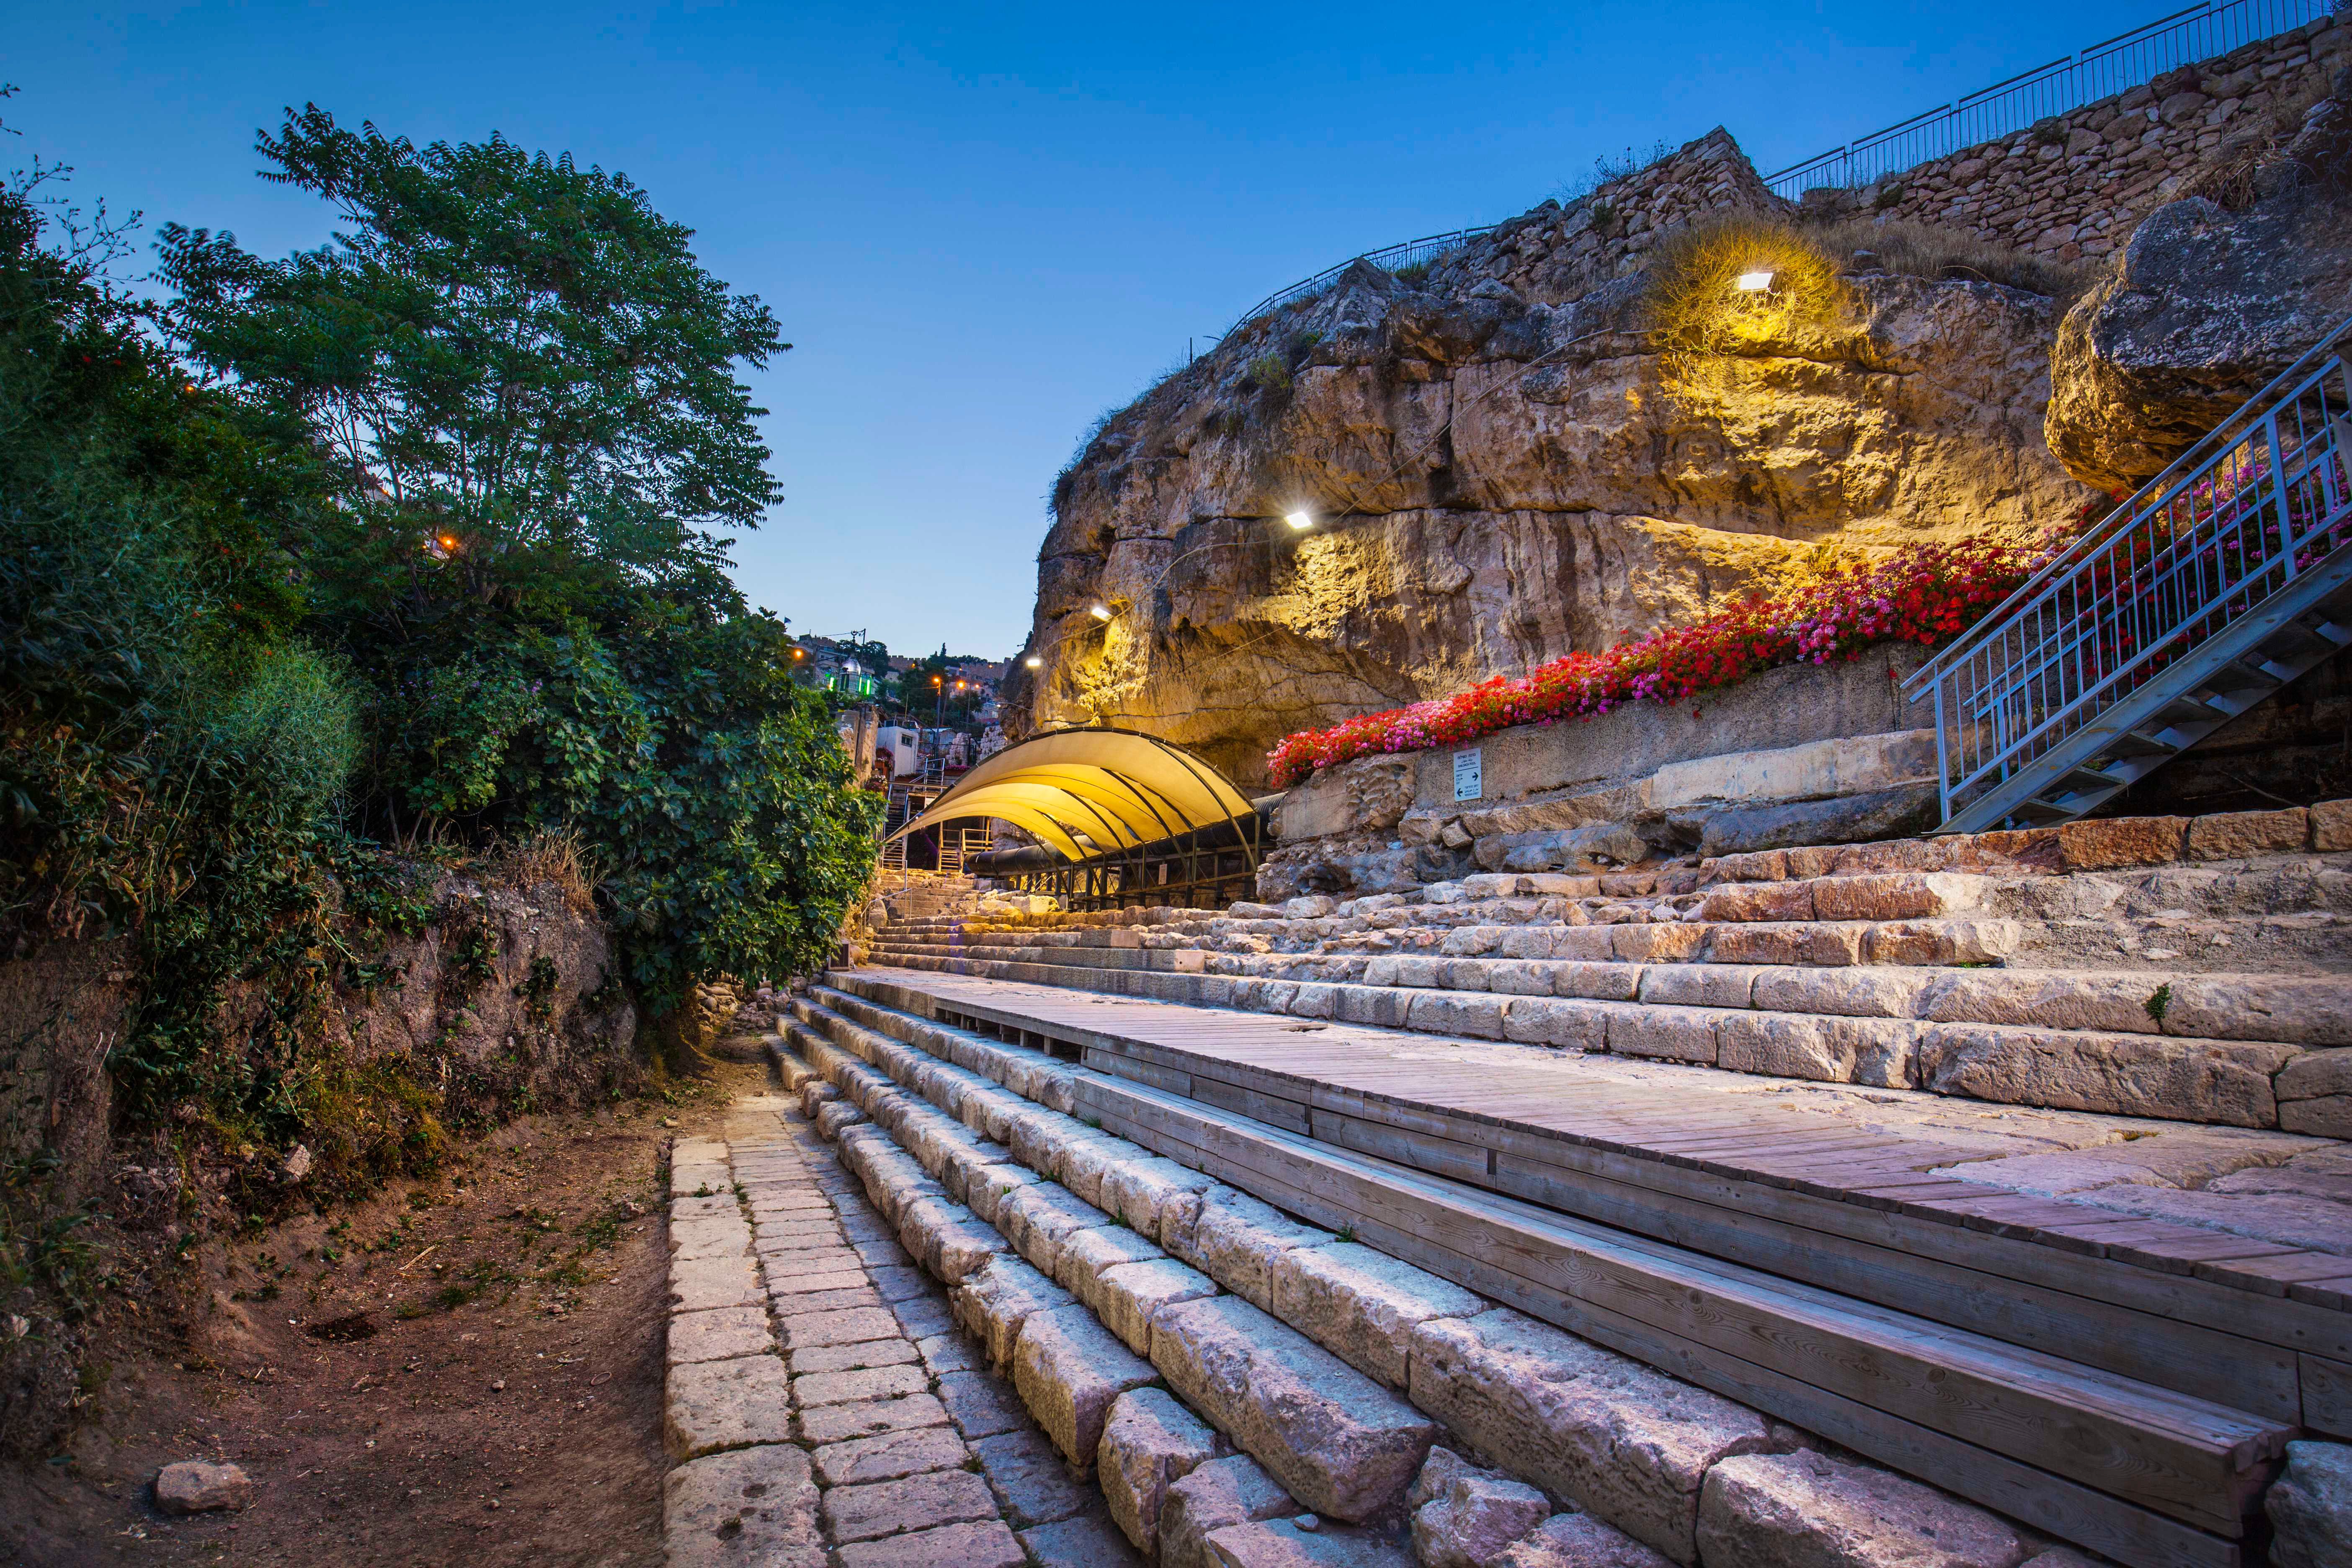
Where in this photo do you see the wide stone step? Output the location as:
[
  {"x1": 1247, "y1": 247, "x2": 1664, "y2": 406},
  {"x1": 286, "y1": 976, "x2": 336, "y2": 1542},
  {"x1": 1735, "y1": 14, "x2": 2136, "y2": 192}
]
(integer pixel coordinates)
[
  {"x1": 847, "y1": 946, "x2": 2346, "y2": 1133},
  {"x1": 793, "y1": 982, "x2": 2313, "y2": 1568}
]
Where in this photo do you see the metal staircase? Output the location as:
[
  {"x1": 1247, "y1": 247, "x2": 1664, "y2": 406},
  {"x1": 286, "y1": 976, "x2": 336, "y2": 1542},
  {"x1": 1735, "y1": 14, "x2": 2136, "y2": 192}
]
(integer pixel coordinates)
[{"x1": 1907, "y1": 309, "x2": 2352, "y2": 832}]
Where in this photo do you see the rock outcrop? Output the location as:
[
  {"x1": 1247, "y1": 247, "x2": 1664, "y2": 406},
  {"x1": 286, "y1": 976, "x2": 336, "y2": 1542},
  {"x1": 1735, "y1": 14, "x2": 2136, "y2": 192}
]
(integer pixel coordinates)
[
  {"x1": 1016, "y1": 133, "x2": 2089, "y2": 787},
  {"x1": 2044, "y1": 69, "x2": 2352, "y2": 493}
]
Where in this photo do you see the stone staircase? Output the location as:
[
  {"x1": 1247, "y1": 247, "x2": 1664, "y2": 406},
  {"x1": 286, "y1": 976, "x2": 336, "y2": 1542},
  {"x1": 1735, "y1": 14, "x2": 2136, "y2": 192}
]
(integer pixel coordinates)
[
  {"x1": 860, "y1": 803, "x2": 2352, "y2": 1137},
  {"x1": 769, "y1": 977, "x2": 2350, "y2": 1568}
]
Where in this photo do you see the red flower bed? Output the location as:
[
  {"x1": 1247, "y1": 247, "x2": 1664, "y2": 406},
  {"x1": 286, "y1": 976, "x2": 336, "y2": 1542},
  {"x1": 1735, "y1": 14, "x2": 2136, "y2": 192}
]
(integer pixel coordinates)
[{"x1": 1264, "y1": 536, "x2": 2049, "y2": 788}]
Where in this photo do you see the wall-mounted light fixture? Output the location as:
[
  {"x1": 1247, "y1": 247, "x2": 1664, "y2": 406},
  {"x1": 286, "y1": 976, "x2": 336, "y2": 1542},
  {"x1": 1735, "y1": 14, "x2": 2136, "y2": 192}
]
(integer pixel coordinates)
[
  {"x1": 1024, "y1": 655, "x2": 1043, "y2": 669},
  {"x1": 1284, "y1": 511, "x2": 1314, "y2": 530},
  {"x1": 1088, "y1": 603, "x2": 1113, "y2": 621},
  {"x1": 1735, "y1": 270, "x2": 1776, "y2": 293}
]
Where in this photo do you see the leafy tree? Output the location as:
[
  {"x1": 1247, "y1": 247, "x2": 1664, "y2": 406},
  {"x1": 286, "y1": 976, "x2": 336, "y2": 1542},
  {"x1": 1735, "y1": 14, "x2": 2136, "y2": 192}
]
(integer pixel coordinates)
[
  {"x1": 155, "y1": 108, "x2": 876, "y2": 1015},
  {"x1": 158, "y1": 106, "x2": 788, "y2": 607}
]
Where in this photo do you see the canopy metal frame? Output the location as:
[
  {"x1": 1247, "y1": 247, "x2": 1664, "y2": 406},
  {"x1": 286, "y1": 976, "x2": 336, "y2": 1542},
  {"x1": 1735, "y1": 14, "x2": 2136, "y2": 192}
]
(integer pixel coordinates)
[{"x1": 884, "y1": 726, "x2": 1264, "y2": 910}]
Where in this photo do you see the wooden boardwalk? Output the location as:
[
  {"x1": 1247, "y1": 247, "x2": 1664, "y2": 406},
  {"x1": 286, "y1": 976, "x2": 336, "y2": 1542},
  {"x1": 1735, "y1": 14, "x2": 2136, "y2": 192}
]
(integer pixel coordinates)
[{"x1": 823, "y1": 966, "x2": 2352, "y2": 1567}]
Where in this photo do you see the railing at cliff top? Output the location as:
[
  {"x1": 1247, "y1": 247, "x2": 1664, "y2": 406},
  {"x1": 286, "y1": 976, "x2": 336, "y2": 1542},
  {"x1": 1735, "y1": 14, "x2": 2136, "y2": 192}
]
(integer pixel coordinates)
[
  {"x1": 1901, "y1": 308, "x2": 2352, "y2": 833},
  {"x1": 1217, "y1": 0, "x2": 2329, "y2": 343},
  {"x1": 1762, "y1": 0, "x2": 2335, "y2": 201},
  {"x1": 1226, "y1": 224, "x2": 1497, "y2": 336}
]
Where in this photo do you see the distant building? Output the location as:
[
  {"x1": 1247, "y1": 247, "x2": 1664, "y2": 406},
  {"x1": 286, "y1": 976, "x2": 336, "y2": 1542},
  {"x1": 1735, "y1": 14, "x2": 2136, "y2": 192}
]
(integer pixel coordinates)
[{"x1": 794, "y1": 636, "x2": 882, "y2": 699}]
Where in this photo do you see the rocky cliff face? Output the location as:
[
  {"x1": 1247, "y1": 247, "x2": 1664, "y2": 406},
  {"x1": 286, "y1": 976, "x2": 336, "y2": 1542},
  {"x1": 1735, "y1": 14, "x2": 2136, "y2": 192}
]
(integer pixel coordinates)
[
  {"x1": 1015, "y1": 139, "x2": 2091, "y2": 786},
  {"x1": 2045, "y1": 70, "x2": 2352, "y2": 493}
]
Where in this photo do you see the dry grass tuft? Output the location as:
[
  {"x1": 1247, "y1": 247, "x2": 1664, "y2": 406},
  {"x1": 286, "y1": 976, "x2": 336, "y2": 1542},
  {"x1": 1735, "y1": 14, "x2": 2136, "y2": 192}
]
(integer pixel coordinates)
[
  {"x1": 498, "y1": 828, "x2": 597, "y2": 913},
  {"x1": 1809, "y1": 217, "x2": 2091, "y2": 301},
  {"x1": 1641, "y1": 214, "x2": 1849, "y2": 353}
]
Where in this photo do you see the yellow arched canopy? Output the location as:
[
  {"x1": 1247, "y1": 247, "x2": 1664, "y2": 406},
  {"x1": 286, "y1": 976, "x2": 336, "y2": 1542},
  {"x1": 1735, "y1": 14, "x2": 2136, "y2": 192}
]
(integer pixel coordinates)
[{"x1": 886, "y1": 727, "x2": 1258, "y2": 859}]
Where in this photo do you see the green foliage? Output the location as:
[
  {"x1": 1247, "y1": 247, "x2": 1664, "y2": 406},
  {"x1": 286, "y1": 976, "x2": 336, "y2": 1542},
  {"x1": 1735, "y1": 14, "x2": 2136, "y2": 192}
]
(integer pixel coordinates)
[
  {"x1": 1244, "y1": 353, "x2": 1292, "y2": 394},
  {"x1": 158, "y1": 106, "x2": 787, "y2": 596}
]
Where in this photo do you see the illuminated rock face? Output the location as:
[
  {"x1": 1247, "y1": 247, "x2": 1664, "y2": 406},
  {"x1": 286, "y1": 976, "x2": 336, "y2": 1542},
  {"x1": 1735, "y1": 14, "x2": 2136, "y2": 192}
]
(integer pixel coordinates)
[{"x1": 1015, "y1": 235, "x2": 2089, "y2": 787}]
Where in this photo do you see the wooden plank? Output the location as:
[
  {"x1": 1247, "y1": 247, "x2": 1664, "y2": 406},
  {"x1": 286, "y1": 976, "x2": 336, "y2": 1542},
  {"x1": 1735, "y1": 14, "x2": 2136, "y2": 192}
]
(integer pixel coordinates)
[
  {"x1": 1083, "y1": 1072, "x2": 2278, "y2": 1532},
  {"x1": 1084, "y1": 1077, "x2": 2246, "y2": 1568},
  {"x1": 2302, "y1": 1353, "x2": 2352, "y2": 1438},
  {"x1": 860, "y1": 972, "x2": 2348, "y2": 1364}
]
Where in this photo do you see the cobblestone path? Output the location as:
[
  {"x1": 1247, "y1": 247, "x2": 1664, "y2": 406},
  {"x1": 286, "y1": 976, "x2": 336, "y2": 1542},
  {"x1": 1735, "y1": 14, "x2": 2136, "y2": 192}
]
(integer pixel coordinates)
[{"x1": 661, "y1": 1092, "x2": 1143, "y2": 1567}]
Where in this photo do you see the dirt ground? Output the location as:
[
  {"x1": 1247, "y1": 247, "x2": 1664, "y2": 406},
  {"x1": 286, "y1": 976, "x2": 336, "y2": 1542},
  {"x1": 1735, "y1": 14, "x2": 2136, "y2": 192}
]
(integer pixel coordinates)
[{"x1": 1, "y1": 1063, "x2": 774, "y2": 1568}]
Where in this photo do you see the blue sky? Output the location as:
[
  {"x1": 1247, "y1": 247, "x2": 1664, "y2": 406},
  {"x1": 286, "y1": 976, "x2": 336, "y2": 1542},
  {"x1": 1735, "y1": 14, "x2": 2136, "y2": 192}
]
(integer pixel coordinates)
[{"x1": 14, "y1": 0, "x2": 2162, "y2": 657}]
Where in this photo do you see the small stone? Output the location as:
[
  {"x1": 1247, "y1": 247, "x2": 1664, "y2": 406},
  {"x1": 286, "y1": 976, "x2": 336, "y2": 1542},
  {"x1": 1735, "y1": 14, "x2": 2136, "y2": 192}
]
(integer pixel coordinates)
[
  {"x1": 1296, "y1": 1514, "x2": 1320, "y2": 1532},
  {"x1": 154, "y1": 1460, "x2": 253, "y2": 1515}
]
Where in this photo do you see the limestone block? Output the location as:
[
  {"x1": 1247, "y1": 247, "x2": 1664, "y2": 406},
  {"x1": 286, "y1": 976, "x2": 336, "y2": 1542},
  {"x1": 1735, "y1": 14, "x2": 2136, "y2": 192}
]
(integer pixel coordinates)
[
  {"x1": 1060, "y1": 1132, "x2": 1147, "y2": 1207},
  {"x1": 964, "y1": 1163, "x2": 1041, "y2": 1228},
  {"x1": 2267, "y1": 1439, "x2": 2352, "y2": 1568},
  {"x1": 662, "y1": 1445, "x2": 825, "y2": 1568},
  {"x1": 1337, "y1": 986, "x2": 1415, "y2": 1029},
  {"x1": 817, "y1": 1100, "x2": 872, "y2": 1140},
  {"x1": 1100, "y1": 1387, "x2": 1225, "y2": 1553},
  {"x1": 1501, "y1": 996, "x2": 1611, "y2": 1050},
  {"x1": 1268, "y1": 1243, "x2": 1485, "y2": 1388},
  {"x1": 822, "y1": 1466, "x2": 999, "y2": 1543},
  {"x1": 1101, "y1": 1157, "x2": 1220, "y2": 1244},
  {"x1": 1014, "y1": 1303, "x2": 1161, "y2": 1472},
  {"x1": 664, "y1": 1354, "x2": 795, "y2": 1459},
  {"x1": 1493, "y1": 1514, "x2": 1676, "y2": 1568},
  {"x1": 2313, "y1": 798, "x2": 2352, "y2": 852},
  {"x1": 1150, "y1": 1295, "x2": 1436, "y2": 1523},
  {"x1": 1637, "y1": 965, "x2": 1755, "y2": 1009},
  {"x1": 2186, "y1": 807, "x2": 2310, "y2": 859},
  {"x1": 1698, "y1": 882, "x2": 1814, "y2": 924},
  {"x1": 1553, "y1": 962, "x2": 1643, "y2": 1002},
  {"x1": 1099, "y1": 1257, "x2": 1222, "y2": 1355},
  {"x1": 1413, "y1": 1463, "x2": 1550, "y2": 1568},
  {"x1": 1695, "y1": 1452, "x2": 2025, "y2": 1568},
  {"x1": 2163, "y1": 975, "x2": 2352, "y2": 1047},
  {"x1": 999, "y1": 1183, "x2": 1112, "y2": 1279},
  {"x1": 1165, "y1": 1456, "x2": 1302, "y2": 1568},
  {"x1": 1204, "y1": 1518, "x2": 1417, "y2": 1566},
  {"x1": 2055, "y1": 815, "x2": 2187, "y2": 871},
  {"x1": 1810, "y1": 872, "x2": 1986, "y2": 923},
  {"x1": 1715, "y1": 1012, "x2": 1916, "y2": 1088},
  {"x1": 928, "y1": 1212, "x2": 1011, "y2": 1284},
  {"x1": 668, "y1": 1303, "x2": 775, "y2": 1368},
  {"x1": 1751, "y1": 966, "x2": 1933, "y2": 1020},
  {"x1": 1606, "y1": 1006, "x2": 1719, "y2": 1065},
  {"x1": 952, "y1": 1256, "x2": 1075, "y2": 1369},
  {"x1": 1058, "y1": 1224, "x2": 1169, "y2": 1308},
  {"x1": 670, "y1": 1254, "x2": 766, "y2": 1314},
  {"x1": 1406, "y1": 1309, "x2": 1771, "y2": 1563},
  {"x1": 1917, "y1": 1023, "x2": 2295, "y2": 1126},
  {"x1": 1407, "y1": 991, "x2": 1508, "y2": 1039},
  {"x1": 810, "y1": 1425, "x2": 971, "y2": 1487},
  {"x1": 1170, "y1": 1189, "x2": 1336, "y2": 1310},
  {"x1": 1916, "y1": 970, "x2": 2163, "y2": 1034}
]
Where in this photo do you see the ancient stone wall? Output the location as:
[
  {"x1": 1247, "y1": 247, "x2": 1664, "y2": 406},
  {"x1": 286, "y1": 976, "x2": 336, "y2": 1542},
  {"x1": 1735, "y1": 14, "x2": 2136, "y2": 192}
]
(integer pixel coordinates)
[{"x1": 1808, "y1": 14, "x2": 2350, "y2": 262}]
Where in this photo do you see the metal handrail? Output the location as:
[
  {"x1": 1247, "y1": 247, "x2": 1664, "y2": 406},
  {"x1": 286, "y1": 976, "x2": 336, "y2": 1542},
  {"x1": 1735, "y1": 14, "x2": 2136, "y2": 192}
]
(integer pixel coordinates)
[
  {"x1": 1212, "y1": 1, "x2": 2326, "y2": 343},
  {"x1": 1903, "y1": 309, "x2": 2352, "y2": 830},
  {"x1": 1763, "y1": 0, "x2": 2330, "y2": 200}
]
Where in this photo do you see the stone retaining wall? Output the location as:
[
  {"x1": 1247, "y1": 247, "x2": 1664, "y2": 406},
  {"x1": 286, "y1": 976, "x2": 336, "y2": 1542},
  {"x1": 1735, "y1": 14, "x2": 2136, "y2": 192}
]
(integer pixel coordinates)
[{"x1": 1839, "y1": 15, "x2": 2351, "y2": 263}]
